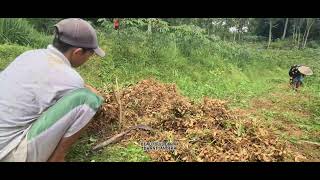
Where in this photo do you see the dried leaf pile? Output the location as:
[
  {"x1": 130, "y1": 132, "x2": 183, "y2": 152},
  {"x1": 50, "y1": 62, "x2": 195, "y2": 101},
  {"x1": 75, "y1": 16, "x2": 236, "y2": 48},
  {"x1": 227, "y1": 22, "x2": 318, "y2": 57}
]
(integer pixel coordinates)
[{"x1": 89, "y1": 79, "x2": 292, "y2": 162}]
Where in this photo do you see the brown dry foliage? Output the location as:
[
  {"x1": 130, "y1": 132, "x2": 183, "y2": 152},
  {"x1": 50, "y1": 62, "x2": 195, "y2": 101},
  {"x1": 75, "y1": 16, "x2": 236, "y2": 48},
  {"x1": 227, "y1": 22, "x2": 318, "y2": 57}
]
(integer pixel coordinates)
[{"x1": 88, "y1": 79, "x2": 293, "y2": 162}]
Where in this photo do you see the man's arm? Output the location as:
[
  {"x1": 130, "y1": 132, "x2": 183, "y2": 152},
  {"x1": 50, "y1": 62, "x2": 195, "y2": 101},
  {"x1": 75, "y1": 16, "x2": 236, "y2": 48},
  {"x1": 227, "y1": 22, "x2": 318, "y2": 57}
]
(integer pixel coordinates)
[{"x1": 85, "y1": 84, "x2": 102, "y2": 96}]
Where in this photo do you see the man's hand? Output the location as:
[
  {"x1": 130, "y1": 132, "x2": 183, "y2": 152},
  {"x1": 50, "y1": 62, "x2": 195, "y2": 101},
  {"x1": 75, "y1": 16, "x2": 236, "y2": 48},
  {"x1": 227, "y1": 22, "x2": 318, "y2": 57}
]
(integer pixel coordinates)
[{"x1": 85, "y1": 84, "x2": 102, "y2": 97}]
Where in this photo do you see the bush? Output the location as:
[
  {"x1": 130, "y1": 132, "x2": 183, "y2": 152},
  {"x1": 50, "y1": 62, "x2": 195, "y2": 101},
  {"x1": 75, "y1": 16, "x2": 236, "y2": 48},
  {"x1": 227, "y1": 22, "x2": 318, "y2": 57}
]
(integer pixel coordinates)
[
  {"x1": 26, "y1": 18, "x2": 62, "y2": 34},
  {"x1": 269, "y1": 39, "x2": 296, "y2": 50},
  {"x1": 0, "y1": 18, "x2": 52, "y2": 48},
  {"x1": 306, "y1": 41, "x2": 320, "y2": 49},
  {"x1": 0, "y1": 44, "x2": 31, "y2": 70},
  {"x1": 242, "y1": 35, "x2": 267, "y2": 42}
]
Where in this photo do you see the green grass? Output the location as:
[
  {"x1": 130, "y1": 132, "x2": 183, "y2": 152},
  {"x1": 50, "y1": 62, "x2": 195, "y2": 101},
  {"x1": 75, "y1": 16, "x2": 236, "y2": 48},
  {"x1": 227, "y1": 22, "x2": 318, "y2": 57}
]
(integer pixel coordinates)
[
  {"x1": 253, "y1": 81, "x2": 320, "y2": 146},
  {"x1": 0, "y1": 18, "x2": 52, "y2": 49},
  {"x1": 90, "y1": 143, "x2": 151, "y2": 162},
  {"x1": 66, "y1": 134, "x2": 151, "y2": 162},
  {"x1": 0, "y1": 44, "x2": 31, "y2": 70},
  {"x1": 85, "y1": 31, "x2": 320, "y2": 106}
]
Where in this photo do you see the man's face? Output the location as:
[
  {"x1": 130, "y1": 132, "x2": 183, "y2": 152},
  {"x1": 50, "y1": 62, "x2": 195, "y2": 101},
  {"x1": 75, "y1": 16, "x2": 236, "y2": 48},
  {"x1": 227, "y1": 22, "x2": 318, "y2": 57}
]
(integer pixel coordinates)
[{"x1": 69, "y1": 48, "x2": 94, "y2": 68}]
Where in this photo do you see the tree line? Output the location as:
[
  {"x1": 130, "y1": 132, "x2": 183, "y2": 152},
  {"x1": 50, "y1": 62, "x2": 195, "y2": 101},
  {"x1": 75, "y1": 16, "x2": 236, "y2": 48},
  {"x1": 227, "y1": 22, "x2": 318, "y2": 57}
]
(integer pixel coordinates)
[{"x1": 25, "y1": 18, "x2": 320, "y2": 49}]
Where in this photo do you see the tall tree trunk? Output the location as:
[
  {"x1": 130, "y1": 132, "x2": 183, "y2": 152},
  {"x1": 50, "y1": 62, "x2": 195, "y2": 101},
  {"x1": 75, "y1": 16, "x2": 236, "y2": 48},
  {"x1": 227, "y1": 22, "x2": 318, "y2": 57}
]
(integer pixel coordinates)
[
  {"x1": 297, "y1": 18, "x2": 305, "y2": 49},
  {"x1": 267, "y1": 19, "x2": 272, "y2": 49},
  {"x1": 147, "y1": 19, "x2": 152, "y2": 33},
  {"x1": 301, "y1": 18, "x2": 309, "y2": 48},
  {"x1": 302, "y1": 24, "x2": 308, "y2": 48},
  {"x1": 237, "y1": 21, "x2": 242, "y2": 41},
  {"x1": 292, "y1": 23, "x2": 296, "y2": 43},
  {"x1": 208, "y1": 21, "x2": 212, "y2": 36},
  {"x1": 303, "y1": 19, "x2": 315, "y2": 48},
  {"x1": 297, "y1": 30, "x2": 301, "y2": 48},
  {"x1": 303, "y1": 29, "x2": 310, "y2": 48},
  {"x1": 282, "y1": 18, "x2": 289, "y2": 40}
]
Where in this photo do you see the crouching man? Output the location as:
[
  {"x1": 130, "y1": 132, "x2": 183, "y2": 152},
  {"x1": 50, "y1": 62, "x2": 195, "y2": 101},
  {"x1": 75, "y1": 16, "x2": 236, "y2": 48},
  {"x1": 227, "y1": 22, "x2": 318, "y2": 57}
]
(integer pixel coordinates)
[{"x1": 0, "y1": 18, "x2": 105, "y2": 162}]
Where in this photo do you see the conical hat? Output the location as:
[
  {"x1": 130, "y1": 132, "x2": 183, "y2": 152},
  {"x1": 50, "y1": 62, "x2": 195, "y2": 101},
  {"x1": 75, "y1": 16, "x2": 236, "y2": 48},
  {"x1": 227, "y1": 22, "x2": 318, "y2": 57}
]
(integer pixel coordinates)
[{"x1": 298, "y1": 66, "x2": 313, "y2": 75}]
